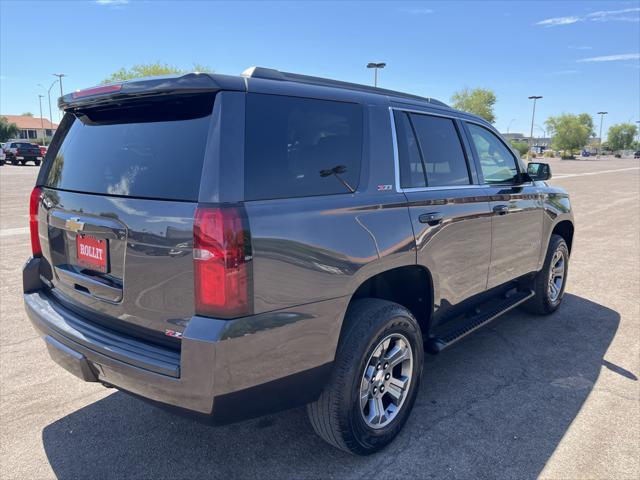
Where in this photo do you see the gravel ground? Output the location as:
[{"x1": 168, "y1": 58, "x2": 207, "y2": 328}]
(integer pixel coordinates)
[{"x1": 1, "y1": 157, "x2": 638, "y2": 479}]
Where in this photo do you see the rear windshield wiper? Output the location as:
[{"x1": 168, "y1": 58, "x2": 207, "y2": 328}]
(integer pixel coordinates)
[{"x1": 319, "y1": 165, "x2": 355, "y2": 193}]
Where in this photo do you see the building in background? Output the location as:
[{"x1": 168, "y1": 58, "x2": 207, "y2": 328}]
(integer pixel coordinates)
[
  {"x1": 501, "y1": 132, "x2": 553, "y2": 154},
  {"x1": 1, "y1": 115, "x2": 58, "y2": 140}
]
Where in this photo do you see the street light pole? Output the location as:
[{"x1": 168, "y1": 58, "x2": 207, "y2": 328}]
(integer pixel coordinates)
[
  {"x1": 597, "y1": 111, "x2": 608, "y2": 159},
  {"x1": 38, "y1": 80, "x2": 57, "y2": 143},
  {"x1": 527, "y1": 96, "x2": 542, "y2": 161},
  {"x1": 53, "y1": 73, "x2": 66, "y2": 122},
  {"x1": 366, "y1": 62, "x2": 386, "y2": 87},
  {"x1": 37, "y1": 95, "x2": 46, "y2": 146},
  {"x1": 507, "y1": 118, "x2": 516, "y2": 134}
]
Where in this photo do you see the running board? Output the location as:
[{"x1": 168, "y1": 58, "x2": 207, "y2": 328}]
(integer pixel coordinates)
[{"x1": 426, "y1": 290, "x2": 534, "y2": 354}]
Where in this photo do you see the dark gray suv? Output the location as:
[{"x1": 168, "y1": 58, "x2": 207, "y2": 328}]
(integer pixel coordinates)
[{"x1": 23, "y1": 67, "x2": 574, "y2": 455}]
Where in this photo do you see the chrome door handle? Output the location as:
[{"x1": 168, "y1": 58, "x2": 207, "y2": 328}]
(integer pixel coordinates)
[
  {"x1": 419, "y1": 212, "x2": 444, "y2": 226},
  {"x1": 493, "y1": 204, "x2": 509, "y2": 215}
]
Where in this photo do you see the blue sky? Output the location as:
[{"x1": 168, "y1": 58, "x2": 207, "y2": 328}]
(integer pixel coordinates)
[{"x1": 1, "y1": 0, "x2": 638, "y2": 137}]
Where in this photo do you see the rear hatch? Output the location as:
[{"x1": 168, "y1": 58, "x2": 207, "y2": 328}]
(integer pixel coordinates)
[{"x1": 37, "y1": 86, "x2": 217, "y2": 347}]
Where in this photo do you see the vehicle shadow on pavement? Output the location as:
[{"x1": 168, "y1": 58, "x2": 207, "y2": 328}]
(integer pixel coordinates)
[{"x1": 42, "y1": 294, "x2": 620, "y2": 479}]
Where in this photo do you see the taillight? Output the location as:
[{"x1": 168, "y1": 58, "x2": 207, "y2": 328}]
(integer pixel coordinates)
[
  {"x1": 193, "y1": 205, "x2": 252, "y2": 318},
  {"x1": 29, "y1": 187, "x2": 42, "y2": 257}
]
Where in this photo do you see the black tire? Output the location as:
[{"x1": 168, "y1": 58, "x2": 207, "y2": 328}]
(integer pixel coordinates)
[
  {"x1": 307, "y1": 298, "x2": 423, "y2": 455},
  {"x1": 523, "y1": 234, "x2": 569, "y2": 315},
  {"x1": 34, "y1": 160, "x2": 41, "y2": 166},
  {"x1": 11, "y1": 159, "x2": 17, "y2": 165},
  {"x1": 19, "y1": 160, "x2": 24, "y2": 165}
]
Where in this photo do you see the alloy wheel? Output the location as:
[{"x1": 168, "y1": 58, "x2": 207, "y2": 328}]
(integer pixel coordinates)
[
  {"x1": 359, "y1": 333, "x2": 413, "y2": 429},
  {"x1": 548, "y1": 249, "x2": 566, "y2": 302}
]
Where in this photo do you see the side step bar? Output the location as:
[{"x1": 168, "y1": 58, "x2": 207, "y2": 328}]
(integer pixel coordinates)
[{"x1": 426, "y1": 290, "x2": 535, "y2": 354}]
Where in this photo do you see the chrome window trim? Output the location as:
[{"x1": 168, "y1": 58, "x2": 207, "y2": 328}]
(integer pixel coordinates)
[
  {"x1": 401, "y1": 184, "x2": 492, "y2": 193},
  {"x1": 388, "y1": 106, "x2": 532, "y2": 193},
  {"x1": 389, "y1": 106, "x2": 402, "y2": 192},
  {"x1": 389, "y1": 106, "x2": 491, "y2": 193}
]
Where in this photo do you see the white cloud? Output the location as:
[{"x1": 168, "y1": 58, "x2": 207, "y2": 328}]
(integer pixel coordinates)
[
  {"x1": 400, "y1": 8, "x2": 434, "y2": 15},
  {"x1": 586, "y1": 7, "x2": 640, "y2": 22},
  {"x1": 537, "y1": 16, "x2": 580, "y2": 27},
  {"x1": 536, "y1": 7, "x2": 639, "y2": 27},
  {"x1": 96, "y1": 0, "x2": 130, "y2": 5},
  {"x1": 577, "y1": 53, "x2": 640, "y2": 62}
]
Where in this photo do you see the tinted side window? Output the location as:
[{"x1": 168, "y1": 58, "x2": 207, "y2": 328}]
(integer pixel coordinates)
[
  {"x1": 394, "y1": 111, "x2": 426, "y2": 188},
  {"x1": 409, "y1": 114, "x2": 470, "y2": 187},
  {"x1": 244, "y1": 94, "x2": 362, "y2": 201},
  {"x1": 467, "y1": 123, "x2": 519, "y2": 184}
]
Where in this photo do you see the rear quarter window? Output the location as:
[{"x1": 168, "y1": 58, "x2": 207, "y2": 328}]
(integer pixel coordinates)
[{"x1": 244, "y1": 93, "x2": 363, "y2": 201}]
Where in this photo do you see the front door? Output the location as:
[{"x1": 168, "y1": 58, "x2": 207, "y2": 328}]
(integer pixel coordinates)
[{"x1": 464, "y1": 122, "x2": 544, "y2": 289}]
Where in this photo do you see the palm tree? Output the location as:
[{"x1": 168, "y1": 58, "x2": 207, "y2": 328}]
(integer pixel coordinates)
[{"x1": 0, "y1": 117, "x2": 19, "y2": 142}]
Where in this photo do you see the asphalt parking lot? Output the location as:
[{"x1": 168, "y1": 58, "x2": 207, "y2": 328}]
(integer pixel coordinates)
[{"x1": 1, "y1": 157, "x2": 638, "y2": 479}]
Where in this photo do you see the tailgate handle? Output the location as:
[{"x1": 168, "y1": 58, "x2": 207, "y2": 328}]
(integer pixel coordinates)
[{"x1": 55, "y1": 267, "x2": 122, "y2": 303}]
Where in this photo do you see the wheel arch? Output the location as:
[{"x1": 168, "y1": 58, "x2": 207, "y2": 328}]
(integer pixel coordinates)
[
  {"x1": 339, "y1": 265, "x2": 434, "y2": 345},
  {"x1": 551, "y1": 219, "x2": 574, "y2": 254}
]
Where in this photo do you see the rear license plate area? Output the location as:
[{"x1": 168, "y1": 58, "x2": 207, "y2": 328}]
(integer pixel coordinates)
[{"x1": 75, "y1": 234, "x2": 108, "y2": 273}]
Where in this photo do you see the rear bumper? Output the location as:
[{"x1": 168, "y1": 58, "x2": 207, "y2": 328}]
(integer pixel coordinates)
[
  {"x1": 23, "y1": 257, "x2": 343, "y2": 423},
  {"x1": 25, "y1": 288, "x2": 219, "y2": 415}
]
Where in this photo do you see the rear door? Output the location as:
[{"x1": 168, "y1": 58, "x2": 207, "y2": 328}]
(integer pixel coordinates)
[
  {"x1": 392, "y1": 109, "x2": 492, "y2": 320},
  {"x1": 37, "y1": 93, "x2": 216, "y2": 344},
  {"x1": 464, "y1": 122, "x2": 544, "y2": 288}
]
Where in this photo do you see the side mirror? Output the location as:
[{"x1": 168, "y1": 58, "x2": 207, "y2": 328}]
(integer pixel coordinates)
[{"x1": 527, "y1": 162, "x2": 552, "y2": 181}]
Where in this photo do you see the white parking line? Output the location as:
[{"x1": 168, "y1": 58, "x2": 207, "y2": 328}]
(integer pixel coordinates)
[
  {"x1": 553, "y1": 167, "x2": 640, "y2": 179},
  {"x1": 0, "y1": 227, "x2": 29, "y2": 237}
]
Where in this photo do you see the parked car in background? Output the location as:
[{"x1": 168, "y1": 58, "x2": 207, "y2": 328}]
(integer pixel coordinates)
[
  {"x1": 0, "y1": 145, "x2": 5, "y2": 166},
  {"x1": 634, "y1": 150, "x2": 640, "y2": 159},
  {"x1": 4, "y1": 142, "x2": 43, "y2": 166},
  {"x1": 23, "y1": 68, "x2": 574, "y2": 455}
]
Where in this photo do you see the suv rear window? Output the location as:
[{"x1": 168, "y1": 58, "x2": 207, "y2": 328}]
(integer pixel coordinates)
[
  {"x1": 44, "y1": 94, "x2": 215, "y2": 201},
  {"x1": 244, "y1": 93, "x2": 363, "y2": 201}
]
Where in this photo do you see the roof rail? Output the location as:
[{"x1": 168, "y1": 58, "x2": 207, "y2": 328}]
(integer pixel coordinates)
[{"x1": 241, "y1": 66, "x2": 449, "y2": 108}]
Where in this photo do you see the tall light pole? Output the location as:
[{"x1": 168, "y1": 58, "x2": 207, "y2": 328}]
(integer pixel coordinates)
[
  {"x1": 366, "y1": 62, "x2": 386, "y2": 87},
  {"x1": 53, "y1": 73, "x2": 66, "y2": 122},
  {"x1": 507, "y1": 118, "x2": 516, "y2": 134},
  {"x1": 38, "y1": 80, "x2": 57, "y2": 138},
  {"x1": 37, "y1": 95, "x2": 46, "y2": 146},
  {"x1": 528, "y1": 96, "x2": 543, "y2": 161},
  {"x1": 597, "y1": 111, "x2": 608, "y2": 159},
  {"x1": 636, "y1": 121, "x2": 640, "y2": 148}
]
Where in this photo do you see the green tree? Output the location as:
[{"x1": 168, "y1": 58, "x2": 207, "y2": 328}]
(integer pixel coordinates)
[
  {"x1": 102, "y1": 62, "x2": 213, "y2": 83},
  {"x1": 21, "y1": 112, "x2": 34, "y2": 117},
  {"x1": 577, "y1": 113, "x2": 595, "y2": 136},
  {"x1": 545, "y1": 113, "x2": 593, "y2": 155},
  {"x1": 450, "y1": 87, "x2": 497, "y2": 123},
  {"x1": 0, "y1": 116, "x2": 19, "y2": 142},
  {"x1": 510, "y1": 140, "x2": 529, "y2": 157},
  {"x1": 606, "y1": 123, "x2": 638, "y2": 151}
]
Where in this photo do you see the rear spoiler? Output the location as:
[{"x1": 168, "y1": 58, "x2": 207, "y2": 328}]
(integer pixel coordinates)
[{"x1": 59, "y1": 72, "x2": 245, "y2": 111}]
